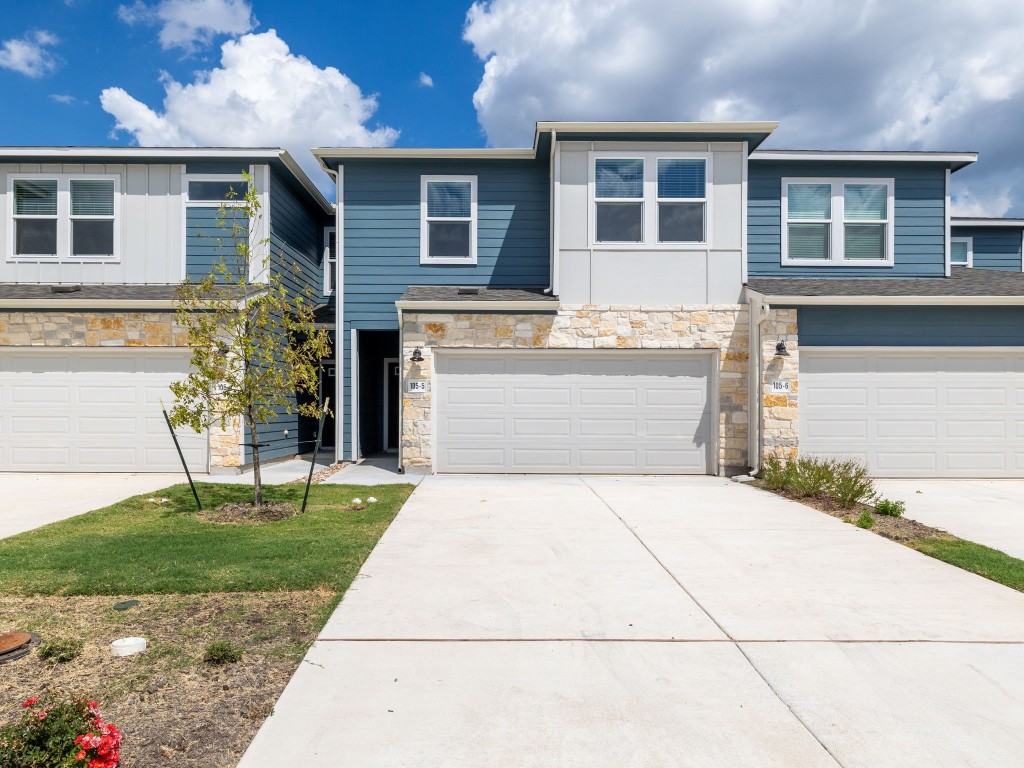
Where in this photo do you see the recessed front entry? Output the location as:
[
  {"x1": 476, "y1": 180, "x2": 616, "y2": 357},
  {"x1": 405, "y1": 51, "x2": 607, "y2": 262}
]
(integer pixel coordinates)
[{"x1": 433, "y1": 350, "x2": 715, "y2": 474}]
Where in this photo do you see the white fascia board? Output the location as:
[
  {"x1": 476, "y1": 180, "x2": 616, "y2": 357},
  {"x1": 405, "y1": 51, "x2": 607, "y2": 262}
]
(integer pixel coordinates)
[
  {"x1": 313, "y1": 148, "x2": 536, "y2": 162},
  {"x1": 951, "y1": 218, "x2": 1024, "y2": 227},
  {"x1": 753, "y1": 294, "x2": 1024, "y2": 306},
  {"x1": 395, "y1": 300, "x2": 560, "y2": 312},
  {"x1": 536, "y1": 121, "x2": 779, "y2": 135},
  {"x1": 751, "y1": 150, "x2": 978, "y2": 168}
]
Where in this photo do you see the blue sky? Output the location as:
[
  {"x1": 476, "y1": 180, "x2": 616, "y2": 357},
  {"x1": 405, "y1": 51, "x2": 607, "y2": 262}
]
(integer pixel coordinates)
[{"x1": 2, "y1": 1, "x2": 1024, "y2": 214}]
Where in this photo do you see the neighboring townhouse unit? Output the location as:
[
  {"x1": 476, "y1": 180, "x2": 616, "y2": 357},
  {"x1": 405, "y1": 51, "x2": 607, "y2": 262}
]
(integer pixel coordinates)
[
  {"x1": 315, "y1": 121, "x2": 1024, "y2": 480},
  {"x1": 0, "y1": 147, "x2": 334, "y2": 473}
]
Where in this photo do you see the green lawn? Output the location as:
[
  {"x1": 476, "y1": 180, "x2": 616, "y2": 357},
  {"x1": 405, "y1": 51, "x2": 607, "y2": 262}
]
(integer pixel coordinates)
[
  {"x1": 911, "y1": 538, "x2": 1024, "y2": 594},
  {"x1": 0, "y1": 482, "x2": 413, "y2": 596}
]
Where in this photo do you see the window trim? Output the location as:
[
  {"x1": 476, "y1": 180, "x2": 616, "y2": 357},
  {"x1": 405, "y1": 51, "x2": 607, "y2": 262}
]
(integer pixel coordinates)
[
  {"x1": 588, "y1": 150, "x2": 712, "y2": 249},
  {"x1": 420, "y1": 175, "x2": 478, "y2": 265},
  {"x1": 781, "y1": 177, "x2": 895, "y2": 267},
  {"x1": 323, "y1": 226, "x2": 337, "y2": 295},
  {"x1": 950, "y1": 235, "x2": 973, "y2": 267},
  {"x1": 7, "y1": 172, "x2": 121, "y2": 264},
  {"x1": 184, "y1": 174, "x2": 250, "y2": 207}
]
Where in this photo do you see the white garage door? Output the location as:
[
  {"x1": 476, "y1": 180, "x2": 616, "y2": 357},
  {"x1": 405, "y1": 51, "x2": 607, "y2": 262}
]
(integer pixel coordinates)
[
  {"x1": 434, "y1": 351, "x2": 714, "y2": 474},
  {"x1": 0, "y1": 349, "x2": 208, "y2": 472},
  {"x1": 800, "y1": 350, "x2": 1024, "y2": 478}
]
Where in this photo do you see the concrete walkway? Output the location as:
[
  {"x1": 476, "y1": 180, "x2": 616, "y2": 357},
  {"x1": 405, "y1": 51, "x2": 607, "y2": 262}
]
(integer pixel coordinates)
[
  {"x1": 238, "y1": 475, "x2": 1024, "y2": 767},
  {"x1": 876, "y1": 478, "x2": 1024, "y2": 560},
  {"x1": 1, "y1": 472, "x2": 185, "y2": 539}
]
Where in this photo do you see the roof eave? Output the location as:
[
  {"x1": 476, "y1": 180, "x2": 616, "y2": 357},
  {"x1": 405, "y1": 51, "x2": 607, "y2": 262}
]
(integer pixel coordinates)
[{"x1": 750, "y1": 150, "x2": 979, "y2": 171}]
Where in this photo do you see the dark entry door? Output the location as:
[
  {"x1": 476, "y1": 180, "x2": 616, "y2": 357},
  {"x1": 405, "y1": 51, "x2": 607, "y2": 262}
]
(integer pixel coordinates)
[
  {"x1": 319, "y1": 363, "x2": 336, "y2": 448},
  {"x1": 386, "y1": 361, "x2": 400, "y2": 450}
]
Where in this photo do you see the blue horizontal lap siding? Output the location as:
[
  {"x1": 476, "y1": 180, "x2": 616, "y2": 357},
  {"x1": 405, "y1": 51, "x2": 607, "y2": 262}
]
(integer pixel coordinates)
[
  {"x1": 748, "y1": 162, "x2": 947, "y2": 278},
  {"x1": 185, "y1": 207, "x2": 249, "y2": 281},
  {"x1": 243, "y1": 169, "x2": 327, "y2": 464},
  {"x1": 340, "y1": 158, "x2": 551, "y2": 454},
  {"x1": 798, "y1": 305, "x2": 1024, "y2": 346},
  {"x1": 952, "y1": 226, "x2": 1022, "y2": 272}
]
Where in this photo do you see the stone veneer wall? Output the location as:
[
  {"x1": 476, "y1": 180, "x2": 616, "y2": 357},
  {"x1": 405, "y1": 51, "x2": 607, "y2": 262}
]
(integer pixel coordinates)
[
  {"x1": 401, "y1": 305, "x2": 750, "y2": 472},
  {"x1": 759, "y1": 308, "x2": 799, "y2": 461},
  {"x1": 0, "y1": 310, "x2": 241, "y2": 470}
]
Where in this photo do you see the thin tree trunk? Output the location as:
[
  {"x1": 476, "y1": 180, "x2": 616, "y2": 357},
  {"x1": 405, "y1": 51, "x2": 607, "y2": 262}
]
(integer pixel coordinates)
[{"x1": 248, "y1": 404, "x2": 263, "y2": 506}]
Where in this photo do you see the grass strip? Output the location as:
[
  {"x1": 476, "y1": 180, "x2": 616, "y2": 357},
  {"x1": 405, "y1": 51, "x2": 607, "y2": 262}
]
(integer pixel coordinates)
[{"x1": 910, "y1": 538, "x2": 1024, "y2": 593}]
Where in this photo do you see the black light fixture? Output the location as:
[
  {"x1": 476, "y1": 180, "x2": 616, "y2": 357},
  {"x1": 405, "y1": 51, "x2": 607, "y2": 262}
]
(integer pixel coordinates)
[
  {"x1": 775, "y1": 340, "x2": 790, "y2": 358},
  {"x1": 410, "y1": 347, "x2": 424, "y2": 362}
]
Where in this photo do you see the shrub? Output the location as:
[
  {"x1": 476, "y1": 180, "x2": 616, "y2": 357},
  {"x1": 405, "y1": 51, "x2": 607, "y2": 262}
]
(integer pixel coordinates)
[
  {"x1": 0, "y1": 693, "x2": 121, "y2": 768},
  {"x1": 37, "y1": 638, "x2": 84, "y2": 664},
  {"x1": 203, "y1": 640, "x2": 243, "y2": 665},
  {"x1": 875, "y1": 498, "x2": 906, "y2": 517},
  {"x1": 856, "y1": 510, "x2": 875, "y2": 529},
  {"x1": 828, "y1": 460, "x2": 877, "y2": 509},
  {"x1": 760, "y1": 456, "x2": 792, "y2": 491},
  {"x1": 787, "y1": 458, "x2": 835, "y2": 499}
]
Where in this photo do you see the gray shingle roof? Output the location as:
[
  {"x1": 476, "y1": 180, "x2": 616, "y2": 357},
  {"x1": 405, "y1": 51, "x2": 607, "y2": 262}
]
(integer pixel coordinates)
[
  {"x1": 399, "y1": 285, "x2": 558, "y2": 303},
  {"x1": 747, "y1": 267, "x2": 1024, "y2": 298},
  {"x1": 0, "y1": 284, "x2": 248, "y2": 301}
]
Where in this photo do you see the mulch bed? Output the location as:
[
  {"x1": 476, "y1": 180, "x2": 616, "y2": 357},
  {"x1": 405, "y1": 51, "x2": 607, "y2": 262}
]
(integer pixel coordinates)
[
  {"x1": 0, "y1": 591, "x2": 334, "y2": 767},
  {"x1": 200, "y1": 502, "x2": 300, "y2": 524},
  {"x1": 751, "y1": 481, "x2": 956, "y2": 543}
]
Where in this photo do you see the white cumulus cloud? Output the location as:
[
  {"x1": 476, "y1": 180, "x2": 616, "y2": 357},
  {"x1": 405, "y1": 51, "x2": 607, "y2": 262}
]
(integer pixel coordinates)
[
  {"x1": 118, "y1": 0, "x2": 256, "y2": 52},
  {"x1": 0, "y1": 30, "x2": 60, "y2": 78},
  {"x1": 100, "y1": 30, "x2": 398, "y2": 190},
  {"x1": 419, "y1": 71, "x2": 434, "y2": 88},
  {"x1": 464, "y1": 0, "x2": 1024, "y2": 214}
]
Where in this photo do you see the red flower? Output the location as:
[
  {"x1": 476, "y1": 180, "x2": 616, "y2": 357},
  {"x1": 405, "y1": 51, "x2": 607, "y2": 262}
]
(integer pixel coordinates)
[
  {"x1": 22, "y1": 697, "x2": 39, "y2": 708},
  {"x1": 75, "y1": 750, "x2": 86, "y2": 761}
]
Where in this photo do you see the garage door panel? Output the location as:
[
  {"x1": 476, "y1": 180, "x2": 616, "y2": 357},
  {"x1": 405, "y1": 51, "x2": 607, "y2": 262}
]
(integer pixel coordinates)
[
  {"x1": 444, "y1": 386, "x2": 504, "y2": 406},
  {"x1": 801, "y1": 351, "x2": 1024, "y2": 478},
  {"x1": 435, "y1": 351, "x2": 713, "y2": 474},
  {"x1": 444, "y1": 417, "x2": 505, "y2": 437},
  {"x1": 0, "y1": 351, "x2": 207, "y2": 472}
]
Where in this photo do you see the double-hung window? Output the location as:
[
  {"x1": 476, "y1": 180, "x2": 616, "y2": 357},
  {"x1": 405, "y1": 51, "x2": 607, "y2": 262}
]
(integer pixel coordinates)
[
  {"x1": 950, "y1": 236, "x2": 972, "y2": 267},
  {"x1": 9, "y1": 175, "x2": 118, "y2": 262},
  {"x1": 420, "y1": 176, "x2": 477, "y2": 264},
  {"x1": 592, "y1": 152, "x2": 709, "y2": 246},
  {"x1": 782, "y1": 178, "x2": 894, "y2": 265}
]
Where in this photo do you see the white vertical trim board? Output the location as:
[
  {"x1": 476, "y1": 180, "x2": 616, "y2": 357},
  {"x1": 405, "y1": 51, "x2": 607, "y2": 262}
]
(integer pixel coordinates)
[
  {"x1": 335, "y1": 165, "x2": 344, "y2": 462},
  {"x1": 350, "y1": 327, "x2": 359, "y2": 462},
  {"x1": 945, "y1": 168, "x2": 952, "y2": 277},
  {"x1": 552, "y1": 132, "x2": 560, "y2": 295},
  {"x1": 740, "y1": 140, "x2": 748, "y2": 285}
]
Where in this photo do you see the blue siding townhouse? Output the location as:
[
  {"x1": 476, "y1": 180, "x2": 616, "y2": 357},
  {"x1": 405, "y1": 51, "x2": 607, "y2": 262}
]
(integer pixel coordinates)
[
  {"x1": 0, "y1": 147, "x2": 334, "y2": 472},
  {"x1": 2, "y1": 123, "x2": 1022, "y2": 479},
  {"x1": 314, "y1": 122, "x2": 1024, "y2": 479}
]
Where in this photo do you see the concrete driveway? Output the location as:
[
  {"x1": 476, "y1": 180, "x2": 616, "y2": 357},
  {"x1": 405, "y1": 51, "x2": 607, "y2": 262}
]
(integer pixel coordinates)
[
  {"x1": 1, "y1": 473, "x2": 184, "y2": 539},
  {"x1": 876, "y1": 479, "x2": 1024, "y2": 560},
  {"x1": 239, "y1": 475, "x2": 1024, "y2": 768}
]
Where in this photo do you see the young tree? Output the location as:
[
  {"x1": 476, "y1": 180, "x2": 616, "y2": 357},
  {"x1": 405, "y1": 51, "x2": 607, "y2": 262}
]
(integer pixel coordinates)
[{"x1": 169, "y1": 173, "x2": 331, "y2": 506}]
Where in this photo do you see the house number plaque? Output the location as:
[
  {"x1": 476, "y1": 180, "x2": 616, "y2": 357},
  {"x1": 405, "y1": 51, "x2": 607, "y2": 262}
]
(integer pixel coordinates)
[
  {"x1": 407, "y1": 379, "x2": 430, "y2": 393},
  {"x1": 769, "y1": 380, "x2": 792, "y2": 393}
]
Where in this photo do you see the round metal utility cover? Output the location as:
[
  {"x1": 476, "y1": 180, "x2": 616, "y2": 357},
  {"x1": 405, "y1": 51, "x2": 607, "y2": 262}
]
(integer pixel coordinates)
[{"x1": 0, "y1": 632, "x2": 31, "y2": 655}]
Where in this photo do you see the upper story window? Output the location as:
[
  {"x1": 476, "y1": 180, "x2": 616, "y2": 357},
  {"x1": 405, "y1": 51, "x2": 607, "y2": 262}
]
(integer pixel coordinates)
[
  {"x1": 591, "y1": 152, "x2": 709, "y2": 247},
  {"x1": 420, "y1": 175, "x2": 477, "y2": 265},
  {"x1": 186, "y1": 178, "x2": 249, "y2": 205},
  {"x1": 782, "y1": 178, "x2": 894, "y2": 266},
  {"x1": 323, "y1": 226, "x2": 337, "y2": 294},
  {"x1": 950, "y1": 236, "x2": 972, "y2": 267},
  {"x1": 9, "y1": 174, "x2": 118, "y2": 262}
]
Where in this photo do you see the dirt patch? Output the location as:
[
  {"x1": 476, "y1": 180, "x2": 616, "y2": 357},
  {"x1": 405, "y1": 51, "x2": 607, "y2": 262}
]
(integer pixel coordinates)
[
  {"x1": 751, "y1": 482, "x2": 956, "y2": 543},
  {"x1": 0, "y1": 590, "x2": 334, "y2": 768},
  {"x1": 200, "y1": 502, "x2": 300, "y2": 524}
]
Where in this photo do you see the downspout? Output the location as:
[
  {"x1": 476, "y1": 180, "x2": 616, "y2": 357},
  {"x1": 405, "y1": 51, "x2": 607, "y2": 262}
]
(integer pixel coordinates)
[
  {"x1": 544, "y1": 129, "x2": 557, "y2": 295},
  {"x1": 396, "y1": 305, "x2": 405, "y2": 474},
  {"x1": 748, "y1": 290, "x2": 771, "y2": 475}
]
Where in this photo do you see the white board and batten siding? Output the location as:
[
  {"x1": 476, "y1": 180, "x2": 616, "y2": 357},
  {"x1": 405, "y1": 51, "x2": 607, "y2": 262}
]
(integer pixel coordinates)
[
  {"x1": 0, "y1": 349, "x2": 207, "y2": 472},
  {"x1": 0, "y1": 162, "x2": 185, "y2": 285},
  {"x1": 433, "y1": 350, "x2": 715, "y2": 474},
  {"x1": 800, "y1": 349, "x2": 1024, "y2": 478}
]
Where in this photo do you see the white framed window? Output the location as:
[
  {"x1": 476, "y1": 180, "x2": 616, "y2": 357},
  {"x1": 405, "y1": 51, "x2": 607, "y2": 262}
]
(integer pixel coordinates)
[
  {"x1": 323, "y1": 226, "x2": 337, "y2": 295},
  {"x1": 781, "y1": 177, "x2": 895, "y2": 266},
  {"x1": 185, "y1": 175, "x2": 249, "y2": 206},
  {"x1": 7, "y1": 173, "x2": 120, "y2": 263},
  {"x1": 420, "y1": 175, "x2": 477, "y2": 264},
  {"x1": 950, "y1": 236, "x2": 973, "y2": 267},
  {"x1": 590, "y1": 151, "x2": 711, "y2": 248}
]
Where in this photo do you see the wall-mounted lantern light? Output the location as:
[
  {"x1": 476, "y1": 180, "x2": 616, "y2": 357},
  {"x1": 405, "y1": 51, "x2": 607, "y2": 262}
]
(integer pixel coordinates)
[
  {"x1": 775, "y1": 341, "x2": 790, "y2": 358},
  {"x1": 410, "y1": 347, "x2": 424, "y2": 363}
]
